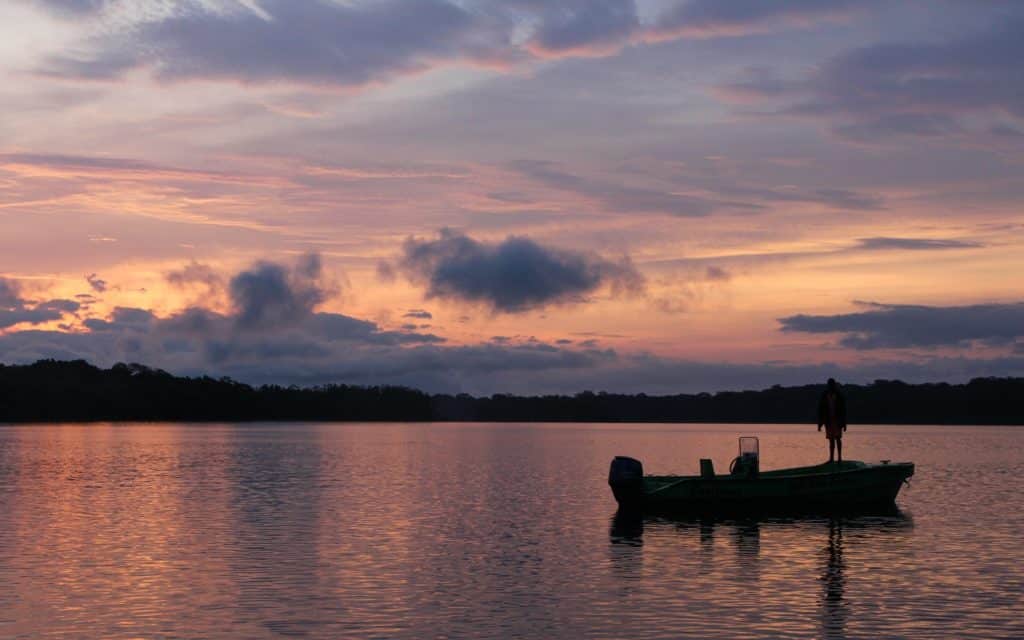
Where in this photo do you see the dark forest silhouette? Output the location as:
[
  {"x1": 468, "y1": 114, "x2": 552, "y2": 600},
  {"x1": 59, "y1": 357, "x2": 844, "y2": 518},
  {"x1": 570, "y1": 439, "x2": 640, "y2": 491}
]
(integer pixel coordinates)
[{"x1": 0, "y1": 359, "x2": 1020, "y2": 424}]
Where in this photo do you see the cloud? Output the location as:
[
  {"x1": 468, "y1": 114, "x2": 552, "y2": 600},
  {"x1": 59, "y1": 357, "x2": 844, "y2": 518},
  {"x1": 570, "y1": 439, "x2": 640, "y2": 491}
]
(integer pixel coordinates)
[
  {"x1": 513, "y1": 160, "x2": 882, "y2": 216},
  {"x1": 403, "y1": 309, "x2": 433, "y2": 320},
  {"x1": 0, "y1": 257, "x2": 450, "y2": 383},
  {"x1": 166, "y1": 261, "x2": 222, "y2": 289},
  {"x1": 712, "y1": 66, "x2": 802, "y2": 103},
  {"x1": 832, "y1": 114, "x2": 963, "y2": 142},
  {"x1": 36, "y1": 0, "x2": 885, "y2": 90},
  {"x1": 779, "y1": 301, "x2": 1024, "y2": 349},
  {"x1": 511, "y1": 160, "x2": 728, "y2": 217},
  {"x1": 5, "y1": 321, "x2": 1021, "y2": 394},
  {"x1": 32, "y1": 0, "x2": 106, "y2": 15},
  {"x1": 649, "y1": 0, "x2": 866, "y2": 39},
  {"x1": 395, "y1": 228, "x2": 645, "y2": 312},
  {"x1": 38, "y1": 299, "x2": 81, "y2": 314},
  {"x1": 0, "y1": 277, "x2": 80, "y2": 329},
  {"x1": 229, "y1": 253, "x2": 330, "y2": 330},
  {"x1": 83, "y1": 306, "x2": 156, "y2": 332},
  {"x1": 855, "y1": 237, "x2": 981, "y2": 251},
  {"x1": 704, "y1": 266, "x2": 731, "y2": 281},
  {"x1": 36, "y1": 1, "x2": 633, "y2": 86},
  {"x1": 523, "y1": 0, "x2": 640, "y2": 57},
  {"x1": 992, "y1": 123, "x2": 1024, "y2": 138},
  {"x1": 1, "y1": 266, "x2": 1023, "y2": 394},
  {"x1": 0, "y1": 279, "x2": 21, "y2": 308},
  {"x1": 42, "y1": 0, "x2": 495, "y2": 85},
  {"x1": 793, "y1": 17, "x2": 1024, "y2": 141},
  {"x1": 704, "y1": 14, "x2": 1024, "y2": 142},
  {"x1": 85, "y1": 273, "x2": 107, "y2": 293},
  {"x1": 718, "y1": 184, "x2": 884, "y2": 211}
]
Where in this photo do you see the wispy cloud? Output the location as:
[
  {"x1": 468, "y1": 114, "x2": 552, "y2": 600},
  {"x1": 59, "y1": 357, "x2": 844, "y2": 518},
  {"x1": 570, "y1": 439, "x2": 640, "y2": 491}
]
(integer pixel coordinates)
[
  {"x1": 511, "y1": 160, "x2": 734, "y2": 217},
  {"x1": 854, "y1": 237, "x2": 981, "y2": 251},
  {"x1": 648, "y1": 0, "x2": 869, "y2": 40}
]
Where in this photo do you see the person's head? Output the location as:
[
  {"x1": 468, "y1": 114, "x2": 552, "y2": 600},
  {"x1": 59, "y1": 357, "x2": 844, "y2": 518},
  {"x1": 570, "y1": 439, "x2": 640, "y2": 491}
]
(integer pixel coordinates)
[{"x1": 827, "y1": 378, "x2": 837, "y2": 392}]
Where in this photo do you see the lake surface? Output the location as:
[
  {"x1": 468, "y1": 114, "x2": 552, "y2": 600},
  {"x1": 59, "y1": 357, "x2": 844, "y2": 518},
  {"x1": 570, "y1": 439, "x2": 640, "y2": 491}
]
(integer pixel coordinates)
[{"x1": 0, "y1": 422, "x2": 1020, "y2": 639}]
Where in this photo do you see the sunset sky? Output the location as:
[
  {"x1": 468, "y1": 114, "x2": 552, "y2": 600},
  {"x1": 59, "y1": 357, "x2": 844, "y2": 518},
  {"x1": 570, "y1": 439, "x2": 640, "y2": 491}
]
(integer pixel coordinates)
[{"x1": 2, "y1": 0, "x2": 1023, "y2": 394}]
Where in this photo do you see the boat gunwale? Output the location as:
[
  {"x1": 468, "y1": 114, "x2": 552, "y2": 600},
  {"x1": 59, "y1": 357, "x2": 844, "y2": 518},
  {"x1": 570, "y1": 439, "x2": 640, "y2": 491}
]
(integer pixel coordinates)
[{"x1": 643, "y1": 460, "x2": 914, "y2": 486}]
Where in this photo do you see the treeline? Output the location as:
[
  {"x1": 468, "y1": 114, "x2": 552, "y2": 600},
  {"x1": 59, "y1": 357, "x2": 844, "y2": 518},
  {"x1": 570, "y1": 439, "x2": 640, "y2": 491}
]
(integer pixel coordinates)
[{"x1": 0, "y1": 359, "x2": 1021, "y2": 424}]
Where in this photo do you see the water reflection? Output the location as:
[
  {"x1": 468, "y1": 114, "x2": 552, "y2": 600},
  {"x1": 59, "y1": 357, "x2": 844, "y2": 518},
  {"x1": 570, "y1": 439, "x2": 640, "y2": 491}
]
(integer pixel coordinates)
[
  {"x1": 3, "y1": 423, "x2": 1021, "y2": 639},
  {"x1": 223, "y1": 428, "x2": 333, "y2": 637},
  {"x1": 822, "y1": 518, "x2": 847, "y2": 640},
  {"x1": 610, "y1": 508, "x2": 913, "y2": 640}
]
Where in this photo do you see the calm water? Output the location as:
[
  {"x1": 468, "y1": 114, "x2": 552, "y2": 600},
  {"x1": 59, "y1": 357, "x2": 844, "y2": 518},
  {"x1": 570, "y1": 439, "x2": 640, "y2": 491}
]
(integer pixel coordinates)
[{"x1": 0, "y1": 422, "x2": 1021, "y2": 639}]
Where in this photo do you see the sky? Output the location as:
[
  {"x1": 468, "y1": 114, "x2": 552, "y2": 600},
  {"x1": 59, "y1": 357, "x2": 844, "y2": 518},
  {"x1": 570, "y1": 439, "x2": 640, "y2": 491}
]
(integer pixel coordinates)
[{"x1": 1, "y1": 0, "x2": 1023, "y2": 394}]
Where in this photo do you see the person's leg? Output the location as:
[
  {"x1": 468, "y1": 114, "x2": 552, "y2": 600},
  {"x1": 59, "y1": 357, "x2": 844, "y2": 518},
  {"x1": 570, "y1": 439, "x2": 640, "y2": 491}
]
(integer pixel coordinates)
[
  {"x1": 837, "y1": 439, "x2": 842, "y2": 463},
  {"x1": 828, "y1": 438, "x2": 835, "y2": 463}
]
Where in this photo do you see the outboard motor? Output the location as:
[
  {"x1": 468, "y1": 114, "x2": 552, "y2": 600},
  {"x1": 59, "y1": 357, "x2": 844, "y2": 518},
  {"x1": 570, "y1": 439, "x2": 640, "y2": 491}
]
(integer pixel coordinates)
[{"x1": 609, "y1": 456, "x2": 644, "y2": 507}]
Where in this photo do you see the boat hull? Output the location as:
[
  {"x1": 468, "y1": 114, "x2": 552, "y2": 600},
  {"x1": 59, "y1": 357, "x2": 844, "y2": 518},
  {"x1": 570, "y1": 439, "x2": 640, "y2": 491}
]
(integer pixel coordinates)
[{"x1": 610, "y1": 460, "x2": 914, "y2": 513}]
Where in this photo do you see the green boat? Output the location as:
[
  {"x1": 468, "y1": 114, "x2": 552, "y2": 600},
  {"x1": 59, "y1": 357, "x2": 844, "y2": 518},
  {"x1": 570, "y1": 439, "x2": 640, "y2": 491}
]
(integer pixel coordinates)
[{"x1": 609, "y1": 437, "x2": 914, "y2": 513}]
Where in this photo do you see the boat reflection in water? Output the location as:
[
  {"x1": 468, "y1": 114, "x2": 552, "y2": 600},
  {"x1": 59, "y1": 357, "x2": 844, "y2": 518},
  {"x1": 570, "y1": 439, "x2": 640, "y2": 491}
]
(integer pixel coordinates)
[
  {"x1": 822, "y1": 518, "x2": 847, "y2": 640},
  {"x1": 609, "y1": 507, "x2": 913, "y2": 640}
]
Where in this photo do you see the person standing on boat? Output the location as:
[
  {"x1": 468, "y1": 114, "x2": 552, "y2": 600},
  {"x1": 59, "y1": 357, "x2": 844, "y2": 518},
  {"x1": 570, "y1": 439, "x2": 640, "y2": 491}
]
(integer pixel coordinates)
[{"x1": 817, "y1": 378, "x2": 847, "y2": 463}]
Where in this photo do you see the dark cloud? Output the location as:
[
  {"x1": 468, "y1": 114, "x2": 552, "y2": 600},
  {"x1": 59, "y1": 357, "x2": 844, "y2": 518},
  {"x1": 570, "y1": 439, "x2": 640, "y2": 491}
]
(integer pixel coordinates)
[
  {"x1": 0, "y1": 257, "x2": 449, "y2": 385},
  {"x1": 396, "y1": 228, "x2": 645, "y2": 312},
  {"x1": 38, "y1": 299, "x2": 81, "y2": 314},
  {"x1": 403, "y1": 309, "x2": 433, "y2": 319},
  {"x1": 779, "y1": 301, "x2": 1024, "y2": 349},
  {"x1": 82, "y1": 306, "x2": 156, "y2": 332},
  {"x1": 855, "y1": 237, "x2": 981, "y2": 251},
  {"x1": 229, "y1": 253, "x2": 328, "y2": 330},
  {"x1": 0, "y1": 278, "x2": 79, "y2": 330},
  {"x1": 0, "y1": 307, "x2": 65, "y2": 330},
  {"x1": 85, "y1": 273, "x2": 107, "y2": 293},
  {"x1": 1, "y1": 277, "x2": 1023, "y2": 393}
]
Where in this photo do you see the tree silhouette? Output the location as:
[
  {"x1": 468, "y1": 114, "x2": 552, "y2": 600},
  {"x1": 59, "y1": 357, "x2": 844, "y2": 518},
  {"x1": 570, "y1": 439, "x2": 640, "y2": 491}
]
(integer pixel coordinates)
[{"x1": 0, "y1": 359, "x2": 1020, "y2": 424}]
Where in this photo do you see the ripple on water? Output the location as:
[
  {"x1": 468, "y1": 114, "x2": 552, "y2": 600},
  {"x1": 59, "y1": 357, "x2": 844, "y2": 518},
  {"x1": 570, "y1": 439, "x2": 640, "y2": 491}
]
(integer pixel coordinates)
[{"x1": 0, "y1": 422, "x2": 1021, "y2": 639}]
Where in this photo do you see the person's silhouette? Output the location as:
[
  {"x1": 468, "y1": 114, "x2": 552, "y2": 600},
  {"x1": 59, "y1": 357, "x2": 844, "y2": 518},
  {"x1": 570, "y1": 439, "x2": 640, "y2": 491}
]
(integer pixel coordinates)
[{"x1": 817, "y1": 378, "x2": 847, "y2": 463}]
